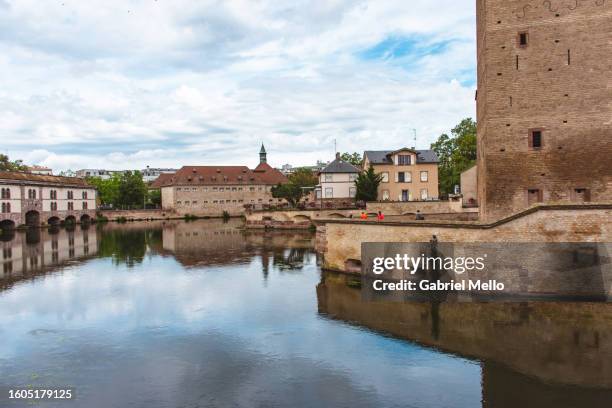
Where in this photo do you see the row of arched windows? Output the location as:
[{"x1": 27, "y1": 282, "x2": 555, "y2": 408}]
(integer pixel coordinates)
[
  {"x1": 1, "y1": 202, "x2": 11, "y2": 213},
  {"x1": 1, "y1": 188, "x2": 10, "y2": 199}
]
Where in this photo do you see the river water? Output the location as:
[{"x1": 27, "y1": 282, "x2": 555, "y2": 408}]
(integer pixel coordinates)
[{"x1": 0, "y1": 219, "x2": 611, "y2": 408}]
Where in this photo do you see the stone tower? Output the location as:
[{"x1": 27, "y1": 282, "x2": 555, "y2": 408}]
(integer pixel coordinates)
[
  {"x1": 476, "y1": 0, "x2": 612, "y2": 221},
  {"x1": 259, "y1": 144, "x2": 267, "y2": 164}
]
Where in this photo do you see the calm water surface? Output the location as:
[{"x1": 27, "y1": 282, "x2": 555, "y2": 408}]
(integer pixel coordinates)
[{"x1": 0, "y1": 220, "x2": 611, "y2": 408}]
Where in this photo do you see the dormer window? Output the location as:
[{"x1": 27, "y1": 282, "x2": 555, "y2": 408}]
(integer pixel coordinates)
[{"x1": 398, "y1": 155, "x2": 411, "y2": 165}]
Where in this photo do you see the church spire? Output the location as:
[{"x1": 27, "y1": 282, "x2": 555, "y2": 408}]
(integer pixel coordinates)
[{"x1": 259, "y1": 143, "x2": 267, "y2": 163}]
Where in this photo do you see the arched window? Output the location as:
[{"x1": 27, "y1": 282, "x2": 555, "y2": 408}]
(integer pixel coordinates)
[{"x1": 82, "y1": 191, "x2": 87, "y2": 199}]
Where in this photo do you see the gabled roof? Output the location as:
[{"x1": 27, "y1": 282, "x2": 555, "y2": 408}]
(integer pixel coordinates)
[
  {"x1": 320, "y1": 157, "x2": 361, "y2": 174},
  {"x1": 364, "y1": 149, "x2": 439, "y2": 164},
  {"x1": 149, "y1": 172, "x2": 175, "y2": 188},
  {"x1": 0, "y1": 171, "x2": 92, "y2": 187},
  {"x1": 156, "y1": 164, "x2": 287, "y2": 187}
]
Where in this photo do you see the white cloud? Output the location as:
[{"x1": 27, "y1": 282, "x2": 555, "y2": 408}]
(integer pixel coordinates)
[{"x1": 0, "y1": 0, "x2": 476, "y2": 171}]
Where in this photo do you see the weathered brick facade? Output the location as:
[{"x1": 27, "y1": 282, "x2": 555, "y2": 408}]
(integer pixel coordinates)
[{"x1": 476, "y1": 0, "x2": 612, "y2": 221}]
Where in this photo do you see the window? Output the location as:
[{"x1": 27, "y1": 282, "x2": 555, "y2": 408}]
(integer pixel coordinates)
[
  {"x1": 82, "y1": 191, "x2": 88, "y2": 199},
  {"x1": 176, "y1": 187, "x2": 181, "y2": 191},
  {"x1": 1, "y1": 202, "x2": 10, "y2": 213},
  {"x1": 397, "y1": 172, "x2": 411, "y2": 183},
  {"x1": 325, "y1": 187, "x2": 333, "y2": 198},
  {"x1": 213, "y1": 187, "x2": 218, "y2": 191},
  {"x1": 382, "y1": 190, "x2": 390, "y2": 200},
  {"x1": 68, "y1": 202, "x2": 74, "y2": 210},
  {"x1": 398, "y1": 155, "x2": 411, "y2": 165},
  {"x1": 573, "y1": 188, "x2": 591, "y2": 202},
  {"x1": 349, "y1": 187, "x2": 356, "y2": 197},
  {"x1": 50, "y1": 190, "x2": 57, "y2": 199},
  {"x1": 249, "y1": 187, "x2": 255, "y2": 192},
  {"x1": 527, "y1": 189, "x2": 543, "y2": 205},
  {"x1": 219, "y1": 187, "x2": 224, "y2": 192},
  {"x1": 529, "y1": 129, "x2": 543, "y2": 149},
  {"x1": 28, "y1": 189, "x2": 37, "y2": 199},
  {"x1": 349, "y1": 174, "x2": 357, "y2": 182},
  {"x1": 1, "y1": 188, "x2": 10, "y2": 199},
  {"x1": 83, "y1": 202, "x2": 88, "y2": 210},
  {"x1": 420, "y1": 171, "x2": 428, "y2": 182},
  {"x1": 67, "y1": 190, "x2": 74, "y2": 199},
  {"x1": 232, "y1": 187, "x2": 237, "y2": 191},
  {"x1": 3, "y1": 247, "x2": 12, "y2": 259},
  {"x1": 324, "y1": 174, "x2": 333, "y2": 182},
  {"x1": 420, "y1": 189, "x2": 428, "y2": 200},
  {"x1": 381, "y1": 172, "x2": 389, "y2": 183},
  {"x1": 51, "y1": 202, "x2": 57, "y2": 211},
  {"x1": 518, "y1": 32, "x2": 528, "y2": 47}
]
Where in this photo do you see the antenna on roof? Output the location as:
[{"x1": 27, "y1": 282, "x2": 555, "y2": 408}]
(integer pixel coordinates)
[
  {"x1": 412, "y1": 128, "x2": 417, "y2": 150},
  {"x1": 334, "y1": 138, "x2": 337, "y2": 155}
]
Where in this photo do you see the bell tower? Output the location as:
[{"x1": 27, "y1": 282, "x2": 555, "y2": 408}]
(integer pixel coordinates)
[{"x1": 259, "y1": 144, "x2": 267, "y2": 164}]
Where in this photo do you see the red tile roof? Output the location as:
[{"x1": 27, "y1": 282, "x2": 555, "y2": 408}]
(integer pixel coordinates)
[
  {"x1": 0, "y1": 171, "x2": 93, "y2": 187},
  {"x1": 155, "y1": 164, "x2": 287, "y2": 187},
  {"x1": 149, "y1": 172, "x2": 175, "y2": 188}
]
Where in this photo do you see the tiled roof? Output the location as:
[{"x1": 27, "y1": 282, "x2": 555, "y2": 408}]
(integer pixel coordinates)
[
  {"x1": 364, "y1": 149, "x2": 439, "y2": 164},
  {"x1": 319, "y1": 158, "x2": 361, "y2": 174},
  {"x1": 156, "y1": 164, "x2": 288, "y2": 187},
  {"x1": 149, "y1": 172, "x2": 175, "y2": 188},
  {"x1": 0, "y1": 171, "x2": 93, "y2": 187}
]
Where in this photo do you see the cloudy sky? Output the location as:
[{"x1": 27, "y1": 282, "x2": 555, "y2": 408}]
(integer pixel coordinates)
[{"x1": 0, "y1": 0, "x2": 476, "y2": 171}]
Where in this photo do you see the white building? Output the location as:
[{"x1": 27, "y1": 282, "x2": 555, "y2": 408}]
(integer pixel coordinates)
[
  {"x1": 315, "y1": 153, "x2": 360, "y2": 201},
  {"x1": 142, "y1": 167, "x2": 178, "y2": 183},
  {"x1": 26, "y1": 165, "x2": 53, "y2": 175}
]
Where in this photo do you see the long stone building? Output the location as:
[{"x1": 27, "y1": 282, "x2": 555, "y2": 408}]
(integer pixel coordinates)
[
  {"x1": 0, "y1": 171, "x2": 97, "y2": 229},
  {"x1": 156, "y1": 145, "x2": 288, "y2": 216},
  {"x1": 476, "y1": 0, "x2": 612, "y2": 221}
]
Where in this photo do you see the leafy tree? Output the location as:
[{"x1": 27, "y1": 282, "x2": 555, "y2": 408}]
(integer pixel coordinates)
[
  {"x1": 431, "y1": 118, "x2": 477, "y2": 197},
  {"x1": 148, "y1": 189, "x2": 161, "y2": 207},
  {"x1": 355, "y1": 165, "x2": 382, "y2": 202},
  {"x1": 0, "y1": 154, "x2": 28, "y2": 171},
  {"x1": 117, "y1": 171, "x2": 147, "y2": 208},
  {"x1": 288, "y1": 168, "x2": 318, "y2": 187},
  {"x1": 86, "y1": 174, "x2": 121, "y2": 206},
  {"x1": 340, "y1": 152, "x2": 362, "y2": 167},
  {"x1": 272, "y1": 183, "x2": 303, "y2": 207}
]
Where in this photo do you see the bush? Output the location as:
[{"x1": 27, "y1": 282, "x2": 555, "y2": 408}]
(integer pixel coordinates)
[
  {"x1": 96, "y1": 215, "x2": 109, "y2": 223},
  {"x1": 222, "y1": 210, "x2": 230, "y2": 220},
  {"x1": 116, "y1": 216, "x2": 127, "y2": 224},
  {"x1": 184, "y1": 214, "x2": 198, "y2": 221}
]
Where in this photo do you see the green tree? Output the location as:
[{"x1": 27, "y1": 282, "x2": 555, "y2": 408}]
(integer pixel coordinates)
[
  {"x1": 431, "y1": 118, "x2": 477, "y2": 197},
  {"x1": 117, "y1": 171, "x2": 147, "y2": 209},
  {"x1": 86, "y1": 174, "x2": 120, "y2": 207},
  {"x1": 288, "y1": 168, "x2": 318, "y2": 188},
  {"x1": 0, "y1": 154, "x2": 28, "y2": 171},
  {"x1": 355, "y1": 165, "x2": 382, "y2": 202},
  {"x1": 340, "y1": 152, "x2": 362, "y2": 167},
  {"x1": 148, "y1": 189, "x2": 161, "y2": 207},
  {"x1": 271, "y1": 183, "x2": 303, "y2": 207}
]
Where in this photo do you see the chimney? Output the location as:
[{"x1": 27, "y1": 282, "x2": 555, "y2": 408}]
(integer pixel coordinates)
[{"x1": 335, "y1": 152, "x2": 340, "y2": 160}]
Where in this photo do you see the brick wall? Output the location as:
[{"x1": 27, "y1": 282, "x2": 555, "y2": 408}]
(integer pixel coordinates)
[{"x1": 477, "y1": 0, "x2": 612, "y2": 221}]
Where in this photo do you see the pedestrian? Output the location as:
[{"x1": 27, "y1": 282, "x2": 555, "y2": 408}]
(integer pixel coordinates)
[
  {"x1": 377, "y1": 211, "x2": 384, "y2": 221},
  {"x1": 416, "y1": 210, "x2": 424, "y2": 220},
  {"x1": 360, "y1": 211, "x2": 367, "y2": 220}
]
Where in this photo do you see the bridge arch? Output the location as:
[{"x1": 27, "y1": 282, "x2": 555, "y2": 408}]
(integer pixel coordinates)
[
  {"x1": 292, "y1": 214, "x2": 311, "y2": 221},
  {"x1": 80, "y1": 214, "x2": 92, "y2": 224},
  {"x1": 64, "y1": 215, "x2": 77, "y2": 225},
  {"x1": 327, "y1": 213, "x2": 346, "y2": 219},
  {"x1": 0, "y1": 219, "x2": 15, "y2": 231},
  {"x1": 25, "y1": 210, "x2": 40, "y2": 226},
  {"x1": 47, "y1": 216, "x2": 61, "y2": 226}
]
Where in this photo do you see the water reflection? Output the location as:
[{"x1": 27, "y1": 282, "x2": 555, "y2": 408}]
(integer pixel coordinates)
[
  {"x1": 317, "y1": 271, "x2": 612, "y2": 407},
  {"x1": 0, "y1": 220, "x2": 610, "y2": 407},
  {"x1": 1, "y1": 225, "x2": 97, "y2": 291}
]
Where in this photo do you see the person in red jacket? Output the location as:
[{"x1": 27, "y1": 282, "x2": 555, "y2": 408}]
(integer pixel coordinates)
[
  {"x1": 360, "y1": 212, "x2": 367, "y2": 220},
  {"x1": 377, "y1": 211, "x2": 384, "y2": 221}
]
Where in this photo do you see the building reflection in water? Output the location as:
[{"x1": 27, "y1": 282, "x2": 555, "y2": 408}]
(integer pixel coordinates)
[
  {"x1": 317, "y1": 271, "x2": 612, "y2": 407},
  {"x1": 0, "y1": 225, "x2": 97, "y2": 291},
  {"x1": 156, "y1": 219, "x2": 317, "y2": 280}
]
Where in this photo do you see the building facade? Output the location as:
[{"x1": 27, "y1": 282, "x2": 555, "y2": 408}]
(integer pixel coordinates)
[
  {"x1": 363, "y1": 149, "x2": 439, "y2": 201},
  {"x1": 315, "y1": 153, "x2": 360, "y2": 202},
  {"x1": 476, "y1": 0, "x2": 612, "y2": 221},
  {"x1": 157, "y1": 145, "x2": 288, "y2": 216},
  {"x1": 0, "y1": 171, "x2": 97, "y2": 229}
]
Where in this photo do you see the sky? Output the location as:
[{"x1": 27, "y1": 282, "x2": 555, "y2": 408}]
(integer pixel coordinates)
[{"x1": 0, "y1": 0, "x2": 476, "y2": 171}]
